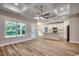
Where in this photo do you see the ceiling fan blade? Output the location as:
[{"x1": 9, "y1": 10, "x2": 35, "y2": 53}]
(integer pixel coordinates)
[
  {"x1": 43, "y1": 14, "x2": 57, "y2": 19},
  {"x1": 43, "y1": 16, "x2": 48, "y2": 19},
  {"x1": 42, "y1": 13, "x2": 50, "y2": 16},
  {"x1": 36, "y1": 5, "x2": 50, "y2": 19},
  {"x1": 48, "y1": 15, "x2": 57, "y2": 18}
]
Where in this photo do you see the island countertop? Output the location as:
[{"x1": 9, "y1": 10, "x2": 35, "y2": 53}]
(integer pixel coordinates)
[{"x1": 44, "y1": 32, "x2": 63, "y2": 40}]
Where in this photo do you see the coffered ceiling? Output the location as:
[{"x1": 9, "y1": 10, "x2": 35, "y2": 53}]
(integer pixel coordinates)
[{"x1": 0, "y1": 3, "x2": 79, "y2": 24}]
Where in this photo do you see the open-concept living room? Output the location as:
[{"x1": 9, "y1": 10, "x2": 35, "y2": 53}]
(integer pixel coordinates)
[{"x1": 0, "y1": 3, "x2": 79, "y2": 56}]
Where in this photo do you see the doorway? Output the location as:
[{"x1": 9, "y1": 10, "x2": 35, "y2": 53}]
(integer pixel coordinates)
[{"x1": 67, "y1": 25, "x2": 70, "y2": 42}]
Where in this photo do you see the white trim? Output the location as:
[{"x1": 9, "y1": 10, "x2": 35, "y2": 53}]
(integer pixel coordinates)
[
  {"x1": 0, "y1": 38, "x2": 33, "y2": 47},
  {"x1": 70, "y1": 40, "x2": 79, "y2": 44}
]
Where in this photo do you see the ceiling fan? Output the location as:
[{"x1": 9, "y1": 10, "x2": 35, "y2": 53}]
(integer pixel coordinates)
[
  {"x1": 37, "y1": 5, "x2": 57, "y2": 19},
  {"x1": 37, "y1": 5, "x2": 50, "y2": 19}
]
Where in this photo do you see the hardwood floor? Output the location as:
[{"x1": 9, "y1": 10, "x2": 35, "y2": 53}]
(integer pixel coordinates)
[{"x1": 0, "y1": 38, "x2": 79, "y2": 56}]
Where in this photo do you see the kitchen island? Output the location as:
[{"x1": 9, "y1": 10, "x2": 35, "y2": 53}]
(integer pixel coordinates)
[{"x1": 44, "y1": 33, "x2": 63, "y2": 40}]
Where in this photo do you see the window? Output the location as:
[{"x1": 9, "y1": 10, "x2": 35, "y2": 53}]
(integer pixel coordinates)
[
  {"x1": 5, "y1": 21, "x2": 26, "y2": 38},
  {"x1": 21, "y1": 23, "x2": 26, "y2": 35},
  {"x1": 17, "y1": 23, "x2": 26, "y2": 36},
  {"x1": 17, "y1": 23, "x2": 21, "y2": 36}
]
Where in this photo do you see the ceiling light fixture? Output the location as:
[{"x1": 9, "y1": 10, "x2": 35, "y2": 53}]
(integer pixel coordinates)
[
  {"x1": 14, "y1": 3, "x2": 18, "y2": 5},
  {"x1": 61, "y1": 8, "x2": 64, "y2": 10},
  {"x1": 34, "y1": 16, "x2": 45, "y2": 20}
]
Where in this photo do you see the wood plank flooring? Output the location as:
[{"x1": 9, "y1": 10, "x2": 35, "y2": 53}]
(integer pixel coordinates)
[{"x1": 0, "y1": 38, "x2": 79, "y2": 56}]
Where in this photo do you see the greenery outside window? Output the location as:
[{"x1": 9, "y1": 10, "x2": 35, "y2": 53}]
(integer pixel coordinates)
[{"x1": 5, "y1": 21, "x2": 26, "y2": 38}]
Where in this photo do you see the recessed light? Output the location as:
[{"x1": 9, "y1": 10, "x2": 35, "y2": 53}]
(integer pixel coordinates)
[
  {"x1": 61, "y1": 8, "x2": 64, "y2": 10},
  {"x1": 14, "y1": 3, "x2": 18, "y2": 5}
]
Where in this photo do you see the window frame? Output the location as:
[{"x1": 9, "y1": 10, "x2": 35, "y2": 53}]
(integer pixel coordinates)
[{"x1": 4, "y1": 20, "x2": 26, "y2": 38}]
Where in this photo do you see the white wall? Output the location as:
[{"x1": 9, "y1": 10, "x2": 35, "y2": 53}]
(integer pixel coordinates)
[
  {"x1": 37, "y1": 22, "x2": 45, "y2": 36},
  {"x1": 64, "y1": 19, "x2": 69, "y2": 39},
  {"x1": 0, "y1": 13, "x2": 37, "y2": 46},
  {"x1": 31, "y1": 23, "x2": 38, "y2": 38},
  {"x1": 70, "y1": 15, "x2": 79, "y2": 43}
]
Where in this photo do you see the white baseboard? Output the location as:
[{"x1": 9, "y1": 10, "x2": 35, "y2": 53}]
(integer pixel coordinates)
[
  {"x1": 70, "y1": 41, "x2": 79, "y2": 44},
  {"x1": 0, "y1": 38, "x2": 33, "y2": 47}
]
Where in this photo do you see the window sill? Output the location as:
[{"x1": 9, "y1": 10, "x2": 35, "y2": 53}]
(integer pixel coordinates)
[{"x1": 4, "y1": 35, "x2": 26, "y2": 38}]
